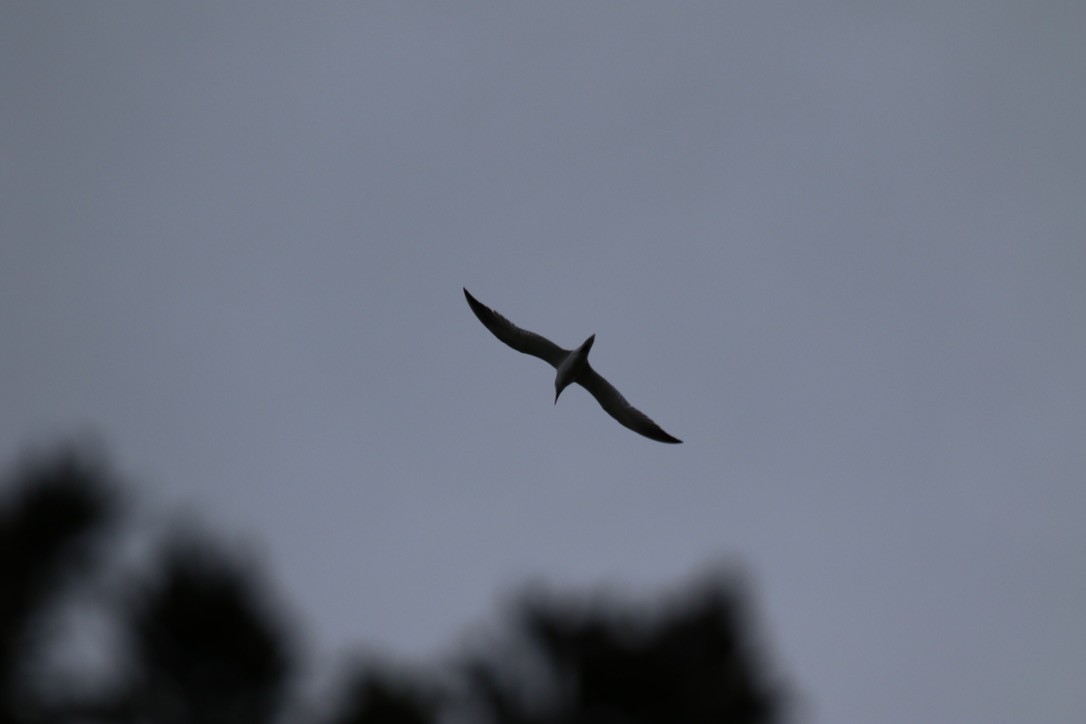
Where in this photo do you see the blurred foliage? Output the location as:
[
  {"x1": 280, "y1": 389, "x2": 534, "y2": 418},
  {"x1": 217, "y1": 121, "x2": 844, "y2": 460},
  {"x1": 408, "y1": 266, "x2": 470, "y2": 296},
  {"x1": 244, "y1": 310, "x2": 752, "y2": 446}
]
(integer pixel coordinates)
[
  {"x1": 0, "y1": 448, "x2": 117, "y2": 723},
  {"x1": 321, "y1": 663, "x2": 437, "y2": 724},
  {"x1": 0, "y1": 445, "x2": 788, "y2": 723},
  {"x1": 120, "y1": 539, "x2": 294, "y2": 724},
  {"x1": 460, "y1": 579, "x2": 781, "y2": 724}
]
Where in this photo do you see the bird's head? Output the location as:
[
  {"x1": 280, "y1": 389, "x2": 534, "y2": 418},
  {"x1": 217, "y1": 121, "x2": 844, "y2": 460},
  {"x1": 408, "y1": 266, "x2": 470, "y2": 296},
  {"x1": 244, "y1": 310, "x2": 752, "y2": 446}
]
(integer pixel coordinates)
[{"x1": 554, "y1": 378, "x2": 568, "y2": 404}]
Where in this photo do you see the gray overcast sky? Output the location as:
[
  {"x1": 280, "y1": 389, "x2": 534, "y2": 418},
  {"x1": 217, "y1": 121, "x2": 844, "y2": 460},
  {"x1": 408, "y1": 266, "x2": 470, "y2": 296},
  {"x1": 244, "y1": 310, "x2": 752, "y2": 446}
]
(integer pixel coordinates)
[{"x1": 2, "y1": 3, "x2": 1084, "y2": 721}]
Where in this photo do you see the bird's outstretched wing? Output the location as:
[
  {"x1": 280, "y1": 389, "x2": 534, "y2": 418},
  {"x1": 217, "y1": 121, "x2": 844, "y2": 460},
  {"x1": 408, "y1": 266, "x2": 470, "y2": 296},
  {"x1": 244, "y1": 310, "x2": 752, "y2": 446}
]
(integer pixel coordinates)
[
  {"x1": 463, "y1": 288, "x2": 568, "y2": 367},
  {"x1": 577, "y1": 364, "x2": 683, "y2": 443}
]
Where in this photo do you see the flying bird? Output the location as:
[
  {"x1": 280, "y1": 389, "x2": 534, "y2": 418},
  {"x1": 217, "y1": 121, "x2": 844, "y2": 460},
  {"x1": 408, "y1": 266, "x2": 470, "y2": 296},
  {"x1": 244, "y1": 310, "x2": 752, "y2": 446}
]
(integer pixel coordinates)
[{"x1": 463, "y1": 288, "x2": 682, "y2": 444}]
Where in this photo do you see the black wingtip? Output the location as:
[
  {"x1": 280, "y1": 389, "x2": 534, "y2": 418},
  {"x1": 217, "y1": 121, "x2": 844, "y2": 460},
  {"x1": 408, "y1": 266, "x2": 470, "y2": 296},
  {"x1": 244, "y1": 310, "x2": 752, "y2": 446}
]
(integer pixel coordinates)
[
  {"x1": 463, "y1": 287, "x2": 480, "y2": 310},
  {"x1": 464, "y1": 287, "x2": 488, "y2": 311},
  {"x1": 641, "y1": 425, "x2": 683, "y2": 444},
  {"x1": 646, "y1": 425, "x2": 682, "y2": 444},
  {"x1": 463, "y1": 288, "x2": 489, "y2": 318}
]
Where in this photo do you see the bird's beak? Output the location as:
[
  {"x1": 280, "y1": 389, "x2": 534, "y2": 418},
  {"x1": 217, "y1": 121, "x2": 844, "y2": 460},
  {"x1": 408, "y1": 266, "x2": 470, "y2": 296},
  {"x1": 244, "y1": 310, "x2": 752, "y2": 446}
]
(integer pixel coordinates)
[{"x1": 554, "y1": 390, "x2": 560, "y2": 405}]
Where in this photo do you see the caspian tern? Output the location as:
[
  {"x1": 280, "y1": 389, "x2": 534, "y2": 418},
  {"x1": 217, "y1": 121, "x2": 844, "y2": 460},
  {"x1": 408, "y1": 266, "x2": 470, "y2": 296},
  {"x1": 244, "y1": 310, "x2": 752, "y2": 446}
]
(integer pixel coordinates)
[{"x1": 464, "y1": 288, "x2": 682, "y2": 444}]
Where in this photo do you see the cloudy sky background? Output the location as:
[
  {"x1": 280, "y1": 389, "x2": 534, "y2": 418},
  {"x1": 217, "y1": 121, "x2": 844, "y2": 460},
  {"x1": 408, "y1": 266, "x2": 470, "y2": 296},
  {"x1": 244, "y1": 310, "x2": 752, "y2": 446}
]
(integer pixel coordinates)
[{"x1": 2, "y1": 3, "x2": 1084, "y2": 721}]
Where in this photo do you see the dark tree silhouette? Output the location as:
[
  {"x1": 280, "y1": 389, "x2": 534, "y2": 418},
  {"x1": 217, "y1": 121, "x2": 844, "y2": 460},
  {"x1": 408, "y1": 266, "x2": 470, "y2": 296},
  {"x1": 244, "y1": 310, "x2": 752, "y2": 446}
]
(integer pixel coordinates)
[
  {"x1": 119, "y1": 538, "x2": 295, "y2": 724},
  {"x1": 460, "y1": 579, "x2": 785, "y2": 724},
  {"x1": 321, "y1": 663, "x2": 437, "y2": 724},
  {"x1": 0, "y1": 449, "x2": 117, "y2": 724},
  {"x1": 0, "y1": 445, "x2": 790, "y2": 724}
]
